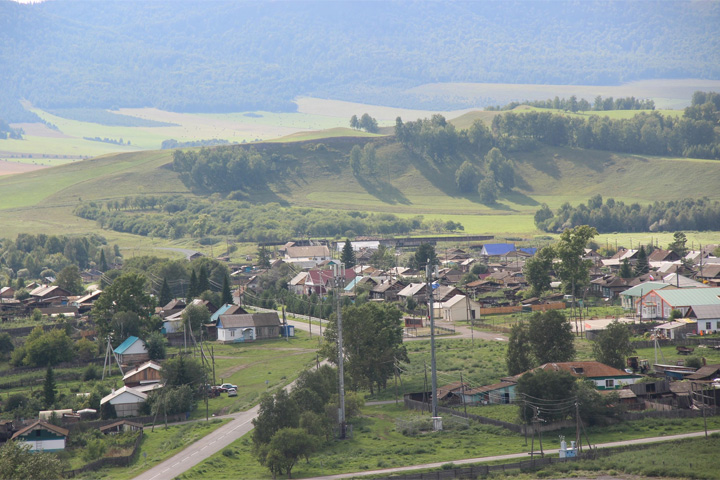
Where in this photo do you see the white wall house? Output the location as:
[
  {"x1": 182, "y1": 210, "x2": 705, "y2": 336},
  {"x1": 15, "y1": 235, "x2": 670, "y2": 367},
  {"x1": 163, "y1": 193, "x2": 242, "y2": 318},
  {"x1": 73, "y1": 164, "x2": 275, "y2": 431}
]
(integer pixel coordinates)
[
  {"x1": 433, "y1": 295, "x2": 481, "y2": 322},
  {"x1": 101, "y1": 386, "x2": 148, "y2": 417},
  {"x1": 12, "y1": 421, "x2": 69, "y2": 451}
]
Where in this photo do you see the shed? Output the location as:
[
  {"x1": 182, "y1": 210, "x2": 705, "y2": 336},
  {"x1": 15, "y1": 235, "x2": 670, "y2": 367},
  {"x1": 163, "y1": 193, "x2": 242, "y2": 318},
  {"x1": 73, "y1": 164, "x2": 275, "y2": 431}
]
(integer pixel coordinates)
[
  {"x1": 114, "y1": 336, "x2": 149, "y2": 365},
  {"x1": 12, "y1": 420, "x2": 69, "y2": 451},
  {"x1": 432, "y1": 295, "x2": 481, "y2": 322},
  {"x1": 461, "y1": 381, "x2": 516, "y2": 405},
  {"x1": 99, "y1": 419, "x2": 144, "y2": 435}
]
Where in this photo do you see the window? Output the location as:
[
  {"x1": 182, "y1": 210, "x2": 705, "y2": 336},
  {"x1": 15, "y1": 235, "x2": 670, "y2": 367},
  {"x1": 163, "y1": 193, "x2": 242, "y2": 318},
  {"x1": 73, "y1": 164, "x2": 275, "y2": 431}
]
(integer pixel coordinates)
[
  {"x1": 706, "y1": 322, "x2": 712, "y2": 330},
  {"x1": 605, "y1": 379, "x2": 614, "y2": 388}
]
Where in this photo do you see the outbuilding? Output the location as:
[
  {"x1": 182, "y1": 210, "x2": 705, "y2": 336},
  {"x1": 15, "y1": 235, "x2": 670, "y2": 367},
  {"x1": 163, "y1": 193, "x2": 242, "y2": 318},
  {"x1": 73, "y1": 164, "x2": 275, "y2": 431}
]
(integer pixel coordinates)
[{"x1": 11, "y1": 420, "x2": 69, "y2": 451}]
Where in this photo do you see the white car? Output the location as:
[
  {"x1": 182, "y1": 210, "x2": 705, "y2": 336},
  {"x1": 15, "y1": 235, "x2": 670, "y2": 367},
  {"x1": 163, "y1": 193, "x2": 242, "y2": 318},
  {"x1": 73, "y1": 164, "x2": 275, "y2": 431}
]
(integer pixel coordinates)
[{"x1": 227, "y1": 388, "x2": 238, "y2": 397}]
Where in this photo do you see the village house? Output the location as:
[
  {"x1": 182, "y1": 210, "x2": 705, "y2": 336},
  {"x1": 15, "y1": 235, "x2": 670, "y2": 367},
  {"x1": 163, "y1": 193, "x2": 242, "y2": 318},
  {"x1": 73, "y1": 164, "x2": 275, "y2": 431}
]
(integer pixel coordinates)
[
  {"x1": 113, "y1": 336, "x2": 149, "y2": 365},
  {"x1": 369, "y1": 279, "x2": 406, "y2": 302},
  {"x1": 122, "y1": 360, "x2": 162, "y2": 388},
  {"x1": 216, "y1": 312, "x2": 281, "y2": 343},
  {"x1": 433, "y1": 294, "x2": 481, "y2": 322},
  {"x1": 11, "y1": 420, "x2": 69, "y2": 452},
  {"x1": 460, "y1": 381, "x2": 517, "y2": 405},
  {"x1": 637, "y1": 287, "x2": 720, "y2": 320},
  {"x1": 284, "y1": 245, "x2": 332, "y2": 268},
  {"x1": 101, "y1": 386, "x2": 148, "y2": 417},
  {"x1": 397, "y1": 282, "x2": 428, "y2": 303}
]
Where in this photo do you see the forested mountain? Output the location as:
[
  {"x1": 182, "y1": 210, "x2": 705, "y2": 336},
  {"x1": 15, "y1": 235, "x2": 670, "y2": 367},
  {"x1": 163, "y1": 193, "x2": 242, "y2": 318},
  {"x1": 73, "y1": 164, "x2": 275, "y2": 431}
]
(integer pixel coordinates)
[{"x1": 1, "y1": 0, "x2": 719, "y2": 121}]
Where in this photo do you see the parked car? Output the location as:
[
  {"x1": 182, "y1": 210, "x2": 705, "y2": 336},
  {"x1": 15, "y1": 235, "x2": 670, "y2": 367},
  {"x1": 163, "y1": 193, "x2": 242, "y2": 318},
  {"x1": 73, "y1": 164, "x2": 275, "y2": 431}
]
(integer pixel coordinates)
[
  {"x1": 227, "y1": 388, "x2": 238, "y2": 397},
  {"x1": 218, "y1": 383, "x2": 238, "y2": 392}
]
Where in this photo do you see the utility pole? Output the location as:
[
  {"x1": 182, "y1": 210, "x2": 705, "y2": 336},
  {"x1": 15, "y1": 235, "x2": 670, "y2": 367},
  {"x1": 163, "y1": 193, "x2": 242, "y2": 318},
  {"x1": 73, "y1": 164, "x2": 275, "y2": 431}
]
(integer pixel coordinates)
[
  {"x1": 333, "y1": 263, "x2": 347, "y2": 439},
  {"x1": 426, "y1": 263, "x2": 442, "y2": 431}
]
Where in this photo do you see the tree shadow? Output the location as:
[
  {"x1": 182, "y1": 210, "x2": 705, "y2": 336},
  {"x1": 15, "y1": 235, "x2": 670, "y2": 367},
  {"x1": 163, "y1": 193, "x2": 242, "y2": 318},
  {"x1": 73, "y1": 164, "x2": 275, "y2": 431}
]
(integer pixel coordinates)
[
  {"x1": 503, "y1": 191, "x2": 540, "y2": 207},
  {"x1": 355, "y1": 175, "x2": 411, "y2": 205}
]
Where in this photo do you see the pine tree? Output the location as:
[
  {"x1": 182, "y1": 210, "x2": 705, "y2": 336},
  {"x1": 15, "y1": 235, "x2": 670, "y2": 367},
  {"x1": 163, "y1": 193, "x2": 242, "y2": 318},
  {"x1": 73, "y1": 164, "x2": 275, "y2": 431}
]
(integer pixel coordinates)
[
  {"x1": 187, "y1": 270, "x2": 198, "y2": 302},
  {"x1": 198, "y1": 265, "x2": 210, "y2": 294},
  {"x1": 222, "y1": 273, "x2": 233, "y2": 305},
  {"x1": 619, "y1": 258, "x2": 633, "y2": 279},
  {"x1": 340, "y1": 238, "x2": 356, "y2": 268},
  {"x1": 99, "y1": 249, "x2": 108, "y2": 272},
  {"x1": 44, "y1": 365, "x2": 56, "y2": 407},
  {"x1": 633, "y1": 245, "x2": 649, "y2": 276},
  {"x1": 159, "y1": 278, "x2": 172, "y2": 307}
]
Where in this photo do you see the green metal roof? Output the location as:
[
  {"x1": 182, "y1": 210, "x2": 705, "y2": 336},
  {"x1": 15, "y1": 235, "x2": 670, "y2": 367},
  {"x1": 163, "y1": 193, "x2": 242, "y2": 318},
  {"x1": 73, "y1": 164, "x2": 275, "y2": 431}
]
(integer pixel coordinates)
[
  {"x1": 620, "y1": 282, "x2": 671, "y2": 297},
  {"x1": 652, "y1": 287, "x2": 720, "y2": 307}
]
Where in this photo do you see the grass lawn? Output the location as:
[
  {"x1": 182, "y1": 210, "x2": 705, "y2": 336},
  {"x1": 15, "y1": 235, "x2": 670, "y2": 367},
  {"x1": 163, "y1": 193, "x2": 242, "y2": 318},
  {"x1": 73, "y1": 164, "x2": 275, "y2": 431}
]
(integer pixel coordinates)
[
  {"x1": 86, "y1": 419, "x2": 230, "y2": 480},
  {"x1": 177, "y1": 401, "x2": 720, "y2": 480}
]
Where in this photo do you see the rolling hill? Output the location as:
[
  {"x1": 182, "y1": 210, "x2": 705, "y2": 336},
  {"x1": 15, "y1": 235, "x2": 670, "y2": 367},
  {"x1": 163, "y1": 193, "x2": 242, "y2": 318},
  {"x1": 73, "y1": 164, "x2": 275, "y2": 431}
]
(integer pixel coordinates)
[{"x1": 1, "y1": 127, "x2": 720, "y2": 245}]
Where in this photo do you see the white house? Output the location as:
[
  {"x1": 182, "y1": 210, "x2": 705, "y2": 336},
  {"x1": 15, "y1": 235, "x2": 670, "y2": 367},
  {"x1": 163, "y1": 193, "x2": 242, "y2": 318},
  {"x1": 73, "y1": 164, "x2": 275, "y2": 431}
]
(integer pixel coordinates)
[
  {"x1": 101, "y1": 386, "x2": 148, "y2": 417},
  {"x1": 217, "y1": 313, "x2": 281, "y2": 343},
  {"x1": 284, "y1": 246, "x2": 331, "y2": 268},
  {"x1": 433, "y1": 295, "x2": 481, "y2": 322}
]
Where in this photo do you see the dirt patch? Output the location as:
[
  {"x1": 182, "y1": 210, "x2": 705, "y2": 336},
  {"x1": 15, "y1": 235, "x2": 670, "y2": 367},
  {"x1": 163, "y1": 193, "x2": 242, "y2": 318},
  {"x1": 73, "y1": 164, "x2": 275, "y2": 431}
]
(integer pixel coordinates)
[
  {"x1": 0, "y1": 159, "x2": 46, "y2": 176},
  {"x1": 11, "y1": 122, "x2": 70, "y2": 138}
]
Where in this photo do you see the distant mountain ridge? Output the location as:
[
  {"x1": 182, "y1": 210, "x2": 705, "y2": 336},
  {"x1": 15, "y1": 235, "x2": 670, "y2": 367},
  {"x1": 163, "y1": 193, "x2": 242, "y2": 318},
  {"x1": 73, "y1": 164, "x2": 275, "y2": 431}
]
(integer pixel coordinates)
[{"x1": 1, "y1": 1, "x2": 719, "y2": 121}]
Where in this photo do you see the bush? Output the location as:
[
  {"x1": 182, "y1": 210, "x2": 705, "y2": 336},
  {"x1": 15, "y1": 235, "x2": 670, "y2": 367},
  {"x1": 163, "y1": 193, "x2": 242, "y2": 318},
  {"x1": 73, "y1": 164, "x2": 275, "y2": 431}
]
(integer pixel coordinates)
[{"x1": 83, "y1": 365, "x2": 99, "y2": 381}]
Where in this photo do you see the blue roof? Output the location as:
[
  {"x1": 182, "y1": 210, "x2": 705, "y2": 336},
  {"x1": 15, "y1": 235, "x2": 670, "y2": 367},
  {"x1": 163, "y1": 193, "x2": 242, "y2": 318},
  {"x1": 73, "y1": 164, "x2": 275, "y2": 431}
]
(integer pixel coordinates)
[
  {"x1": 481, "y1": 243, "x2": 516, "y2": 256},
  {"x1": 519, "y1": 247, "x2": 537, "y2": 256},
  {"x1": 210, "y1": 304, "x2": 233, "y2": 323},
  {"x1": 345, "y1": 277, "x2": 362, "y2": 291},
  {"x1": 114, "y1": 336, "x2": 140, "y2": 354}
]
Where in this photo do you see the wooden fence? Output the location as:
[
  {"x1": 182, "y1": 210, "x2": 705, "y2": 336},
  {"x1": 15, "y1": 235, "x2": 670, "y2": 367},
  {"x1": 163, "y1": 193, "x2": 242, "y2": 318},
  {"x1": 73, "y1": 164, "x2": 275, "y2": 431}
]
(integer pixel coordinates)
[{"x1": 630, "y1": 337, "x2": 720, "y2": 350}]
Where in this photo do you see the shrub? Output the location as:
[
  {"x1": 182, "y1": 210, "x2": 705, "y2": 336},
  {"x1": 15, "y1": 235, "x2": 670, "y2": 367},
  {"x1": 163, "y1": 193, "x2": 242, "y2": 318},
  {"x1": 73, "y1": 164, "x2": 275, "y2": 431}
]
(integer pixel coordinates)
[{"x1": 83, "y1": 365, "x2": 99, "y2": 381}]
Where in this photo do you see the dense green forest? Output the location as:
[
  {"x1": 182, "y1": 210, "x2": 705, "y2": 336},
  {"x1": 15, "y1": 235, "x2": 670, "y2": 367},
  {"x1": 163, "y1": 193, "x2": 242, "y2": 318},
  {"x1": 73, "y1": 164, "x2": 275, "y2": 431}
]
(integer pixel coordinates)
[{"x1": 1, "y1": 1, "x2": 719, "y2": 121}]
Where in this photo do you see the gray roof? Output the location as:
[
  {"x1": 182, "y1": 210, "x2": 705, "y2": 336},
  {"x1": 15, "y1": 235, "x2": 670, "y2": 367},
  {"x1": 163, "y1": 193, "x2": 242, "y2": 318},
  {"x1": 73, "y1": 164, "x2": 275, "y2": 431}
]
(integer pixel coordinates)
[
  {"x1": 620, "y1": 282, "x2": 671, "y2": 297},
  {"x1": 689, "y1": 304, "x2": 720, "y2": 320},
  {"x1": 219, "y1": 313, "x2": 280, "y2": 329}
]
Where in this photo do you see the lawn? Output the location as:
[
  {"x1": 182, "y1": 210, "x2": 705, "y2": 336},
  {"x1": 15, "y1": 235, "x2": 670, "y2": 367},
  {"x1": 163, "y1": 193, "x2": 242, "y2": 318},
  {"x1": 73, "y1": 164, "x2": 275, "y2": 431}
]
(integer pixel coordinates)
[{"x1": 85, "y1": 419, "x2": 230, "y2": 480}]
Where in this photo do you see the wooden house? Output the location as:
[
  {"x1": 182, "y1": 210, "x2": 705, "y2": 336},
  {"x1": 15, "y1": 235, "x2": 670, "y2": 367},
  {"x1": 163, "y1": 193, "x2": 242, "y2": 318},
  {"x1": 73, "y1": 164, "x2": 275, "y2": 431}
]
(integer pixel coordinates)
[
  {"x1": 122, "y1": 360, "x2": 162, "y2": 387},
  {"x1": 101, "y1": 386, "x2": 148, "y2": 417}
]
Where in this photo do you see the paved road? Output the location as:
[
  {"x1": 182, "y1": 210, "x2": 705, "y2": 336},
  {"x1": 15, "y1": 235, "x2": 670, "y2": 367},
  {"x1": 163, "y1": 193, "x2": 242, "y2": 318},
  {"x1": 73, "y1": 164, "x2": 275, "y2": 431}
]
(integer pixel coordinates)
[
  {"x1": 304, "y1": 429, "x2": 720, "y2": 480},
  {"x1": 133, "y1": 405, "x2": 259, "y2": 480}
]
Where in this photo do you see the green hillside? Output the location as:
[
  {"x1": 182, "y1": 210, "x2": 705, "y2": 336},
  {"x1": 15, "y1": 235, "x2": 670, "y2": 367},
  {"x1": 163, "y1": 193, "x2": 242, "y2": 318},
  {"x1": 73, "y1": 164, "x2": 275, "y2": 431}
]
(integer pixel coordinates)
[{"x1": 1, "y1": 129, "x2": 720, "y2": 245}]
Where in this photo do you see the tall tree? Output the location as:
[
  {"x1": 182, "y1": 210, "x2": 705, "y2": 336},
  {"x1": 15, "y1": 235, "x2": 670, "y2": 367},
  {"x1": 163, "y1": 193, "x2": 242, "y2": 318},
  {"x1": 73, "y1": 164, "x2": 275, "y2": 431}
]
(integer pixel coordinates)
[
  {"x1": 99, "y1": 249, "x2": 108, "y2": 272},
  {"x1": 528, "y1": 310, "x2": 576, "y2": 364},
  {"x1": 349, "y1": 115, "x2": 359, "y2": 130},
  {"x1": 198, "y1": 265, "x2": 210, "y2": 294},
  {"x1": 619, "y1": 258, "x2": 633, "y2": 279},
  {"x1": 161, "y1": 355, "x2": 205, "y2": 388},
  {"x1": 258, "y1": 428, "x2": 317, "y2": 479},
  {"x1": 181, "y1": 303, "x2": 211, "y2": 335},
  {"x1": 668, "y1": 231, "x2": 689, "y2": 257},
  {"x1": 159, "y1": 278, "x2": 173, "y2": 307},
  {"x1": 349, "y1": 145, "x2": 362, "y2": 174},
  {"x1": 321, "y1": 303, "x2": 407, "y2": 395},
  {"x1": 412, "y1": 243, "x2": 438, "y2": 271},
  {"x1": 257, "y1": 245, "x2": 271, "y2": 269},
  {"x1": 554, "y1": 225, "x2": 597, "y2": 295},
  {"x1": 43, "y1": 365, "x2": 56, "y2": 407},
  {"x1": 592, "y1": 321, "x2": 635, "y2": 370},
  {"x1": 524, "y1": 246, "x2": 554, "y2": 296},
  {"x1": 221, "y1": 273, "x2": 233, "y2": 305},
  {"x1": 187, "y1": 269, "x2": 198, "y2": 302},
  {"x1": 633, "y1": 245, "x2": 649, "y2": 276},
  {"x1": 506, "y1": 323, "x2": 533, "y2": 375},
  {"x1": 340, "y1": 239, "x2": 356, "y2": 268},
  {"x1": 55, "y1": 265, "x2": 84, "y2": 295},
  {"x1": 0, "y1": 440, "x2": 66, "y2": 480},
  {"x1": 92, "y1": 272, "x2": 155, "y2": 338}
]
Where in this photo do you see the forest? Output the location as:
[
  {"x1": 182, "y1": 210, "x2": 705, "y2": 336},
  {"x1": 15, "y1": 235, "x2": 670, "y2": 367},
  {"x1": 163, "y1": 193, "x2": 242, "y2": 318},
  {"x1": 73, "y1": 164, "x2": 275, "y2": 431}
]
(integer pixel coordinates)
[
  {"x1": 72, "y1": 196, "x2": 457, "y2": 242},
  {"x1": 1, "y1": 1, "x2": 719, "y2": 121},
  {"x1": 534, "y1": 196, "x2": 720, "y2": 234}
]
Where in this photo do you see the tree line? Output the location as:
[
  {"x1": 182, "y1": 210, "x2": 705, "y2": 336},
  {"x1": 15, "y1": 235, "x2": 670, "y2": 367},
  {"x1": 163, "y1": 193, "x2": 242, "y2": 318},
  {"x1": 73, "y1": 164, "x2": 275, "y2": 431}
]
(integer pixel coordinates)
[
  {"x1": 489, "y1": 95, "x2": 655, "y2": 113},
  {"x1": 535, "y1": 195, "x2": 720, "y2": 233},
  {"x1": 74, "y1": 196, "x2": 460, "y2": 242},
  {"x1": 491, "y1": 106, "x2": 720, "y2": 160}
]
